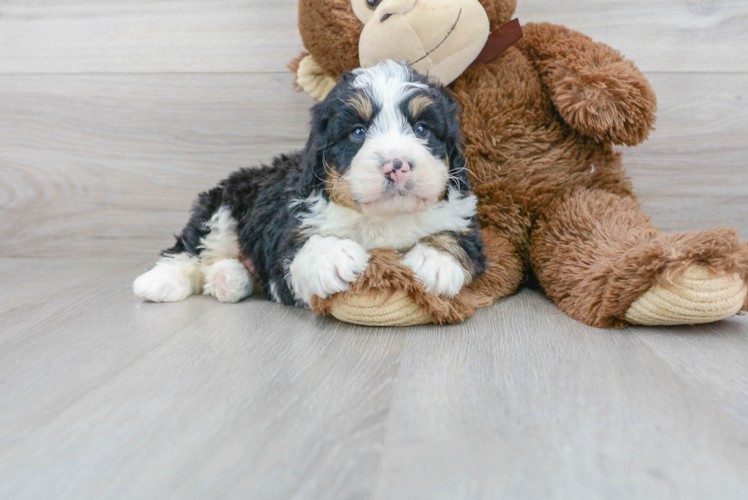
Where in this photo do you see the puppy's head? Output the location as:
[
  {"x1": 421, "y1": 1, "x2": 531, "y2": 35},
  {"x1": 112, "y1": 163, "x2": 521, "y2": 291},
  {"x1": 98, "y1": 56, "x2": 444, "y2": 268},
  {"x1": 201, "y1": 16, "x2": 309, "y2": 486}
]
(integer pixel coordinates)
[{"x1": 299, "y1": 60, "x2": 469, "y2": 216}]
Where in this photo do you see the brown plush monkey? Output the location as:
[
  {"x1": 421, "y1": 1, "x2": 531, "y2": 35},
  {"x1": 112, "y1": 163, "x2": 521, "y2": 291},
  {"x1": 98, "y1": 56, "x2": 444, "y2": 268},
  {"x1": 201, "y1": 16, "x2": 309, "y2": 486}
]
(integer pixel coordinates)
[{"x1": 289, "y1": 0, "x2": 748, "y2": 327}]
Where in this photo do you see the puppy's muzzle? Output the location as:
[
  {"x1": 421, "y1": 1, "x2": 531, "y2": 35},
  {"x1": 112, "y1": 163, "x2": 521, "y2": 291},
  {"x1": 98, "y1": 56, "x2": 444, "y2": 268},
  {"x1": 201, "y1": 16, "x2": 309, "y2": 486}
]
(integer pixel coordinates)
[{"x1": 382, "y1": 158, "x2": 411, "y2": 187}]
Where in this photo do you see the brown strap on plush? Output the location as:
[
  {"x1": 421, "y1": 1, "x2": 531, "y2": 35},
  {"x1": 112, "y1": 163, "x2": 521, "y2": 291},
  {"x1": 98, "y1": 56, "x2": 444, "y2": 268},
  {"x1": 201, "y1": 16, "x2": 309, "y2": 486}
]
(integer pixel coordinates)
[{"x1": 471, "y1": 19, "x2": 523, "y2": 66}]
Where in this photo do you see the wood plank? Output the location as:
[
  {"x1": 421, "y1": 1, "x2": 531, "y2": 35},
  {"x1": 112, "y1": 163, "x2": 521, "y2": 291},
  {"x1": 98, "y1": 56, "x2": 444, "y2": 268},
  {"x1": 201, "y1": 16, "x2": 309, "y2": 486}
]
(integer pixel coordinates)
[
  {"x1": 0, "y1": 259, "x2": 746, "y2": 499},
  {"x1": 0, "y1": 0, "x2": 745, "y2": 75},
  {"x1": 1, "y1": 71, "x2": 745, "y2": 258},
  {"x1": 0, "y1": 258, "x2": 404, "y2": 500},
  {"x1": 0, "y1": 0, "x2": 304, "y2": 74},
  {"x1": 516, "y1": 0, "x2": 748, "y2": 73},
  {"x1": 632, "y1": 322, "x2": 748, "y2": 426},
  {"x1": 0, "y1": 258, "x2": 140, "y2": 317},
  {"x1": 625, "y1": 73, "x2": 748, "y2": 234},
  {"x1": 373, "y1": 290, "x2": 748, "y2": 499},
  {"x1": 0, "y1": 72, "x2": 314, "y2": 258}
]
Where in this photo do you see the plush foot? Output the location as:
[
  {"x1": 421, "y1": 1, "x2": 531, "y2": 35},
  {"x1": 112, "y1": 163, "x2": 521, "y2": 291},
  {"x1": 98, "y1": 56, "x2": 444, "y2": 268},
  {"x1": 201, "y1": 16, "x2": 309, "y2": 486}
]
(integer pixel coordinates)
[
  {"x1": 311, "y1": 247, "x2": 510, "y2": 327},
  {"x1": 203, "y1": 259, "x2": 254, "y2": 303},
  {"x1": 624, "y1": 265, "x2": 748, "y2": 326},
  {"x1": 330, "y1": 289, "x2": 433, "y2": 327}
]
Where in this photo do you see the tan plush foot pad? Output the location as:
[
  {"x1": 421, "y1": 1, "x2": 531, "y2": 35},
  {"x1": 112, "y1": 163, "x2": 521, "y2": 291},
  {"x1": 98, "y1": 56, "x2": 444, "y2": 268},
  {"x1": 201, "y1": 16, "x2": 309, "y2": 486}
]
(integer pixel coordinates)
[
  {"x1": 330, "y1": 289, "x2": 433, "y2": 327},
  {"x1": 624, "y1": 266, "x2": 748, "y2": 326}
]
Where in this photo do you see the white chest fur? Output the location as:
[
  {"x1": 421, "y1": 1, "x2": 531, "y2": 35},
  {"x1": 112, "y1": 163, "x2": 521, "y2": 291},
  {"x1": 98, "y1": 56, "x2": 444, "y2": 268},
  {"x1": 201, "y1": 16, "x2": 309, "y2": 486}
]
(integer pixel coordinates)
[{"x1": 297, "y1": 190, "x2": 478, "y2": 250}]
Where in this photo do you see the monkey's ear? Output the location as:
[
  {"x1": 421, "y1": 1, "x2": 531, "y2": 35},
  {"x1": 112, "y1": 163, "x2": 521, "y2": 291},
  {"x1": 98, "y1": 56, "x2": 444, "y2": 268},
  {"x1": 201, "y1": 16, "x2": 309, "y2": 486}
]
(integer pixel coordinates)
[
  {"x1": 478, "y1": 0, "x2": 518, "y2": 31},
  {"x1": 298, "y1": 0, "x2": 363, "y2": 82},
  {"x1": 298, "y1": 101, "x2": 332, "y2": 197},
  {"x1": 291, "y1": 54, "x2": 338, "y2": 101},
  {"x1": 287, "y1": 52, "x2": 308, "y2": 75}
]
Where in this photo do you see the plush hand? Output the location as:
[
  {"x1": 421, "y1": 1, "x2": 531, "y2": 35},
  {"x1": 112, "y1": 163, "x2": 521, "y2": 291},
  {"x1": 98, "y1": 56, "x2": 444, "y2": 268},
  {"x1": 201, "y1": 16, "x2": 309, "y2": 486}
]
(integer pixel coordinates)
[
  {"x1": 522, "y1": 22, "x2": 657, "y2": 146},
  {"x1": 548, "y1": 56, "x2": 657, "y2": 146}
]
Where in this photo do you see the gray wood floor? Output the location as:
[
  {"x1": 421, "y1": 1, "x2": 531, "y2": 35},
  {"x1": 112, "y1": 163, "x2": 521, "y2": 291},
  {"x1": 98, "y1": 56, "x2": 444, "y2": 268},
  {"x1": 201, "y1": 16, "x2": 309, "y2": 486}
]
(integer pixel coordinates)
[
  {"x1": 1, "y1": 258, "x2": 747, "y2": 499},
  {"x1": 1, "y1": 0, "x2": 748, "y2": 498}
]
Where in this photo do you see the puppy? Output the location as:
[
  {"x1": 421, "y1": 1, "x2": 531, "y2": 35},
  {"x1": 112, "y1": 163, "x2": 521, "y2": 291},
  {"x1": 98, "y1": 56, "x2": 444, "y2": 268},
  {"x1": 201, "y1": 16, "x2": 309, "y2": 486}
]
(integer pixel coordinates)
[{"x1": 133, "y1": 60, "x2": 487, "y2": 307}]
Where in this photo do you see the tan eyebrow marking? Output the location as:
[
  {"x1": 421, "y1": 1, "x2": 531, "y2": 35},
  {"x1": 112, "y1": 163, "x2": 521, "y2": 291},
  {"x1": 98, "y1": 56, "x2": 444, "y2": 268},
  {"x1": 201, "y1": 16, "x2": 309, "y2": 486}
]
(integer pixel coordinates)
[
  {"x1": 408, "y1": 95, "x2": 435, "y2": 119},
  {"x1": 347, "y1": 93, "x2": 373, "y2": 121}
]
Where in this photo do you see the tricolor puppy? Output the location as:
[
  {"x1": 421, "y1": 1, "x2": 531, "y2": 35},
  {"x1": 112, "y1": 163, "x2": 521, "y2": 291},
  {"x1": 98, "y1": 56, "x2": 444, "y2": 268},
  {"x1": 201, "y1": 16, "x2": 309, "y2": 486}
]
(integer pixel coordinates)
[{"x1": 133, "y1": 61, "x2": 487, "y2": 307}]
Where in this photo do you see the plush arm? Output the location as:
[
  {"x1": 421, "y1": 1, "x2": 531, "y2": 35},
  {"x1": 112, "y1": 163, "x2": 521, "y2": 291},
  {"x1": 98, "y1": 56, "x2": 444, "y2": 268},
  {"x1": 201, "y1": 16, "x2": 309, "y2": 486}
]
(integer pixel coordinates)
[{"x1": 518, "y1": 22, "x2": 657, "y2": 146}]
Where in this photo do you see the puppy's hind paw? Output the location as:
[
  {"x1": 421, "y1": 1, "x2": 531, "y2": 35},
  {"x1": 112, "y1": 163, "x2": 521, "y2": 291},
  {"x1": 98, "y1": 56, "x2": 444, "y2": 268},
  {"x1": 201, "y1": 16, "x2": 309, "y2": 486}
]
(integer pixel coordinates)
[{"x1": 204, "y1": 259, "x2": 254, "y2": 303}]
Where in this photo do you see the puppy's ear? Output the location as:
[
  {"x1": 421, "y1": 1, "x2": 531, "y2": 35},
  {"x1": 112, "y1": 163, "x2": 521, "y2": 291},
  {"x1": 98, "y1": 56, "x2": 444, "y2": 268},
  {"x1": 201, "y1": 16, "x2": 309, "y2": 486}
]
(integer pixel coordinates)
[
  {"x1": 439, "y1": 88, "x2": 472, "y2": 195},
  {"x1": 298, "y1": 100, "x2": 331, "y2": 197},
  {"x1": 447, "y1": 139, "x2": 471, "y2": 195}
]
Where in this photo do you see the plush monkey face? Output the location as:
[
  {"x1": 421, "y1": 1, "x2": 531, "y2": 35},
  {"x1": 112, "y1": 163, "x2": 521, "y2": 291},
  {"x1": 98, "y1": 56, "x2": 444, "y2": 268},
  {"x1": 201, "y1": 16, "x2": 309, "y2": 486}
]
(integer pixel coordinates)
[
  {"x1": 298, "y1": 0, "x2": 517, "y2": 85},
  {"x1": 352, "y1": 0, "x2": 489, "y2": 86}
]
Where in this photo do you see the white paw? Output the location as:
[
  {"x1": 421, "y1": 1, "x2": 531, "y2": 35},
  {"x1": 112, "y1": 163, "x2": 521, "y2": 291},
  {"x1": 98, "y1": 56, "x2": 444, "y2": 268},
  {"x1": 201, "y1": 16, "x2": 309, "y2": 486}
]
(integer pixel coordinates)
[
  {"x1": 133, "y1": 266, "x2": 193, "y2": 303},
  {"x1": 289, "y1": 236, "x2": 370, "y2": 304},
  {"x1": 203, "y1": 259, "x2": 253, "y2": 303},
  {"x1": 402, "y1": 244, "x2": 467, "y2": 298}
]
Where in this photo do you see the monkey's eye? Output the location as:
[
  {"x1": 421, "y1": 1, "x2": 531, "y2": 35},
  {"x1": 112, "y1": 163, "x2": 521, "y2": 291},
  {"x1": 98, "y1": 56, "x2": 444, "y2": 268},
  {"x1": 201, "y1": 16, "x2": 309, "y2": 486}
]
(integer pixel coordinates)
[
  {"x1": 351, "y1": 126, "x2": 367, "y2": 141},
  {"x1": 414, "y1": 123, "x2": 430, "y2": 139},
  {"x1": 366, "y1": 0, "x2": 382, "y2": 9}
]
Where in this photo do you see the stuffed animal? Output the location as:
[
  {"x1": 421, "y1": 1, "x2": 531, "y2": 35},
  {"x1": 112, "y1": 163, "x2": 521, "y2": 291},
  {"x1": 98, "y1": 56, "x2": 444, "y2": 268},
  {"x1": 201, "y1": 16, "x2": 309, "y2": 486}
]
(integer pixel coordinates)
[{"x1": 287, "y1": 0, "x2": 748, "y2": 328}]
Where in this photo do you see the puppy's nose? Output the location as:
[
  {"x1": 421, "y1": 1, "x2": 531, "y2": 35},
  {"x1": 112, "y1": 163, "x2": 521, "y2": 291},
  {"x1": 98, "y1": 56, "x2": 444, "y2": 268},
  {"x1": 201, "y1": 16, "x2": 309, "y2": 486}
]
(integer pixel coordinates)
[{"x1": 382, "y1": 159, "x2": 411, "y2": 184}]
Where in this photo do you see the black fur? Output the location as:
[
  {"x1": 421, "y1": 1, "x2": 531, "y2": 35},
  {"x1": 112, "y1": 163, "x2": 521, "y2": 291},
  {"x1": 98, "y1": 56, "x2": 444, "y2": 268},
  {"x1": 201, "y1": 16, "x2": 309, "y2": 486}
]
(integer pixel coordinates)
[
  {"x1": 164, "y1": 152, "x2": 307, "y2": 305},
  {"x1": 161, "y1": 63, "x2": 486, "y2": 306},
  {"x1": 456, "y1": 222, "x2": 488, "y2": 277}
]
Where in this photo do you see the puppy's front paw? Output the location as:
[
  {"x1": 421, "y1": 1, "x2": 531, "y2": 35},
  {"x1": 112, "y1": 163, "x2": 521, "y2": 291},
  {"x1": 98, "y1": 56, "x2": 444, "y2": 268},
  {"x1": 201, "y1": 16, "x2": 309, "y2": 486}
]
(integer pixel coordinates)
[
  {"x1": 289, "y1": 236, "x2": 370, "y2": 304},
  {"x1": 403, "y1": 244, "x2": 467, "y2": 298},
  {"x1": 133, "y1": 267, "x2": 193, "y2": 303}
]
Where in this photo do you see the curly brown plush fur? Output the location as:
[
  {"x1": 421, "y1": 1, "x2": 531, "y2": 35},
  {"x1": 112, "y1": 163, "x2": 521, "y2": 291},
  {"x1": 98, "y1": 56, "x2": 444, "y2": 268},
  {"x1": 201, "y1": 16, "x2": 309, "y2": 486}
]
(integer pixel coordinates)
[{"x1": 293, "y1": 0, "x2": 748, "y2": 327}]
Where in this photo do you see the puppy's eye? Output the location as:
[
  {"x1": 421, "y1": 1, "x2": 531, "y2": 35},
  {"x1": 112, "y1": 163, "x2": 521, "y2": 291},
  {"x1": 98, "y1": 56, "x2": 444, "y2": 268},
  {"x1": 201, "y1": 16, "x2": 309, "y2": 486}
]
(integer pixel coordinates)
[
  {"x1": 366, "y1": 0, "x2": 382, "y2": 9},
  {"x1": 414, "y1": 123, "x2": 430, "y2": 139},
  {"x1": 351, "y1": 126, "x2": 367, "y2": 141}
]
